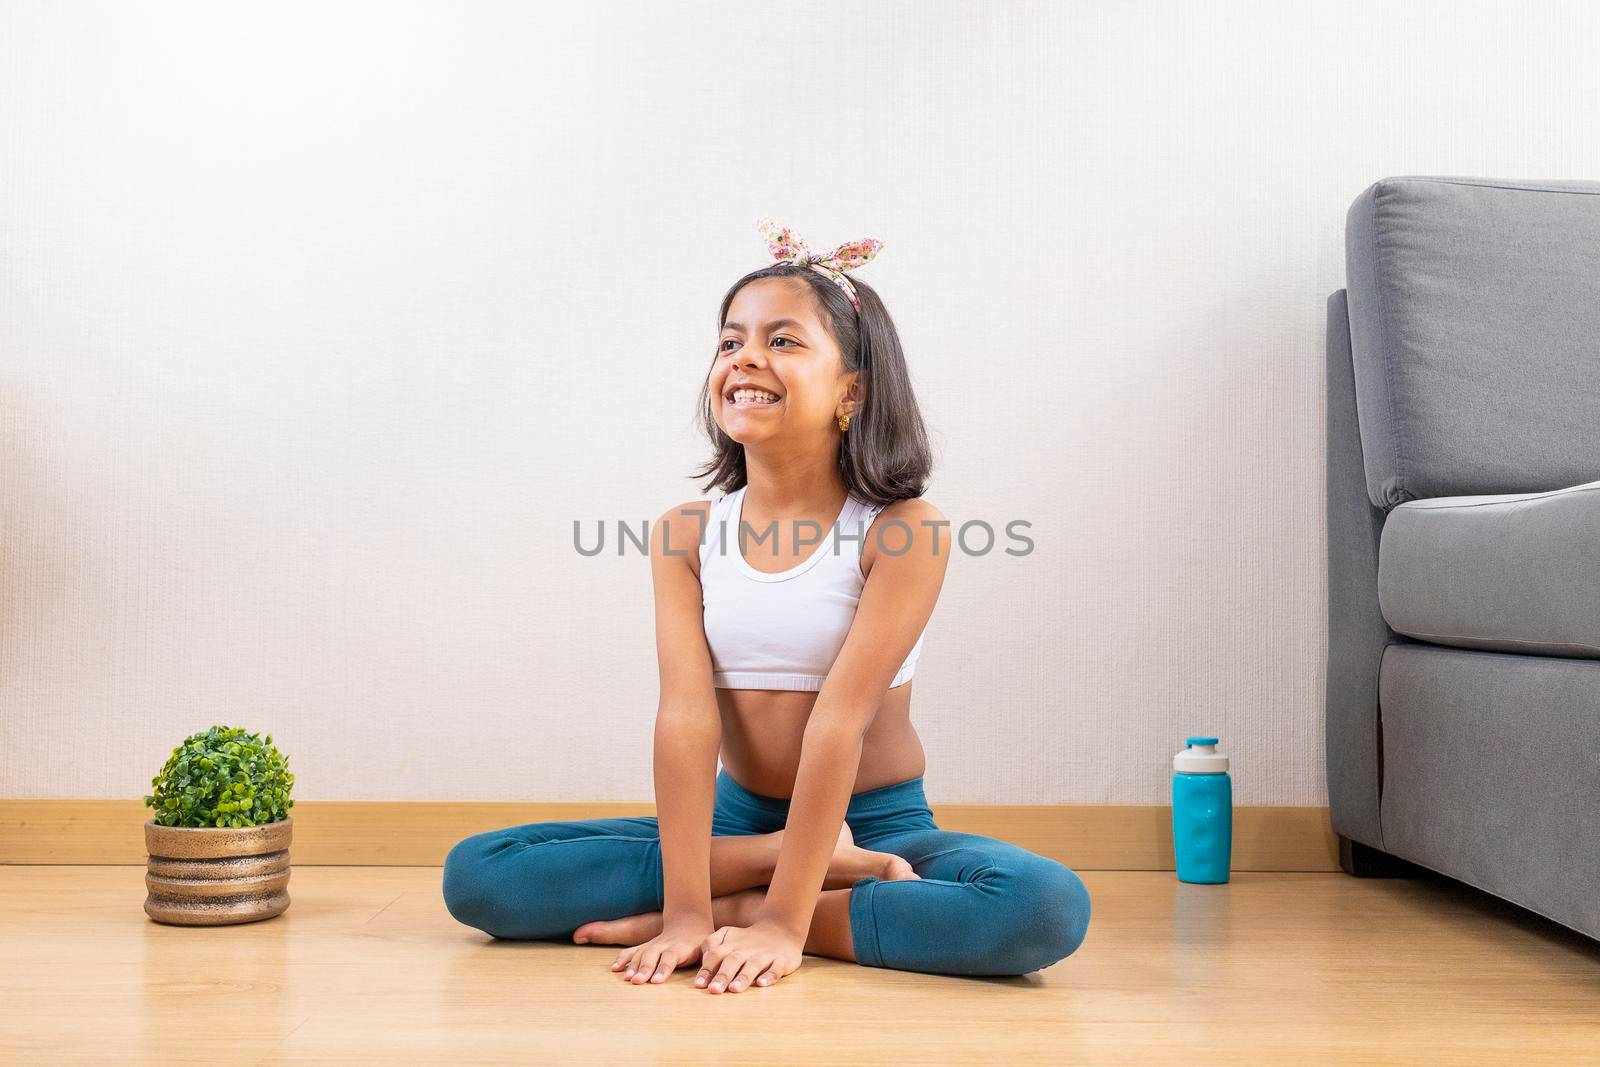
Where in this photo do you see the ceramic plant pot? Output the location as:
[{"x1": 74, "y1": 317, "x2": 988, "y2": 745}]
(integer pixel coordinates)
[{"x1": 143, "y1": 817, "x2": 293, "y2": 926}]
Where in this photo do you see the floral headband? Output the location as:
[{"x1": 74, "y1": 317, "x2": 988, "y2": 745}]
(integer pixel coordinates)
[{"x1": 756, "y1": 217, "x2": 883, "y2": 312}]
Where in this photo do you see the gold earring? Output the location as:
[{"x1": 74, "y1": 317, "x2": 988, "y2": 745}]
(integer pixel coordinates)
[{"x1": 837, "y1": 413, "x2": 851, "y2": 432}]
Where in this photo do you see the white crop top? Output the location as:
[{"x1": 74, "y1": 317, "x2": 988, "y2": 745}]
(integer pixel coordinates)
[{"x1": 698, "y1": 485, "x2": 926, "y2": 691}]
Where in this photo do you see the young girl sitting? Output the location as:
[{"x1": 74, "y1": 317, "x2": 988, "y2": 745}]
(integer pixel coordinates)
[{"x1": 442, "y1": 219, "x2": 1092, "y2": 992}]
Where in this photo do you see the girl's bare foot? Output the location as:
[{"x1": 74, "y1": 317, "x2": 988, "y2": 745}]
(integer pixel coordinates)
[
  {"x1": 821, "y1": 822, "x2": 919, "y2": 889},
  {"x1": 774, "y1": 822, "x2": 921, "y2": 890},
  {"x1": 573, "y1": 887, "x2": 766, "y2": 946}
]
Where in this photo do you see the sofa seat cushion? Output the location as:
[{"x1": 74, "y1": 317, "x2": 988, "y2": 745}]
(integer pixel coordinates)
[{"x1": 1378, "y1": 478, "x2": 1600, "y2": 657}]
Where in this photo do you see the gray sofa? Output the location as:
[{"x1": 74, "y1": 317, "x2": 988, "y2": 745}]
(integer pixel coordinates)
[{"x1": 1327, "y1": 176, "x2": 1600, "y2": 941}]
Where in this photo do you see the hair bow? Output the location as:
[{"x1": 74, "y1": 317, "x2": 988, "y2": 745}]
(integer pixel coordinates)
[{"x1": 756, "y1": 217, "x2": 883, "y2": 312}]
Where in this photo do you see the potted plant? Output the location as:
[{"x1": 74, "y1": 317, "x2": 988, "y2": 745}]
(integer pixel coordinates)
[{"x1": 142, "y1": 725, "x2": 296, "y2": 926}]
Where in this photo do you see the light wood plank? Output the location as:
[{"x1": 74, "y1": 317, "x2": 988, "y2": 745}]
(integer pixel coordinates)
[{"x1": 1, "y1": 865, "x2": 1596, "y2": 1064}]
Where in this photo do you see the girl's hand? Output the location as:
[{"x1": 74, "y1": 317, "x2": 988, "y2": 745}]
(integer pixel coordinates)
[
  {"x1": 695, "y1": 919, "x2": 804, "y2": 993},
  {"x1": 612, "y1": 917, "x2": 714, "y2": 985}
]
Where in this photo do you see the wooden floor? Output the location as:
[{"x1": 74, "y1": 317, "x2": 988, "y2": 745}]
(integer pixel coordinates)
[{"x1": 4, "y1": 865, "x2": 1599, "y2": 1064}]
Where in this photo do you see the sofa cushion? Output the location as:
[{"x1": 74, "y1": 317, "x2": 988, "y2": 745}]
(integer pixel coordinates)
[
  {"x1": 1345, "y1": 177, "x2": 1600, "y2": 510},
  {"x1": 1378, "y1": 478, "x2": 1600, "y2": 657}
]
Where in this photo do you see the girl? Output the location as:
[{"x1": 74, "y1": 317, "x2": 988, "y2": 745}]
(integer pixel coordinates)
[{"x1": 442, "y1": 220, "x2": 1092, "y2": 992}]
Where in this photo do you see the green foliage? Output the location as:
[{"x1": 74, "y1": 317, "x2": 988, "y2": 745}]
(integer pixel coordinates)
[{"x1": 143, "y1": 725, "x2": 295, "y2": 828}]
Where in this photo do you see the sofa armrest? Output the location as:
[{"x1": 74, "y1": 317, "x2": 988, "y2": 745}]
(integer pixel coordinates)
[{"x1": 1326, "y1": 289, "x2": 1398, "y2": 849}]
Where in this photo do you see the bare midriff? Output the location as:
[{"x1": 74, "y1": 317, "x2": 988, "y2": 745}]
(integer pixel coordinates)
[{"x1": 713, "y1": 681, "x2": 927, "y2": 800}]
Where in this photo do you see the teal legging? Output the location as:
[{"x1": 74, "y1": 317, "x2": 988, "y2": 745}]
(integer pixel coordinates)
[{"x1": 442, "y1": 768, "x2": 1092, "y2": 976}]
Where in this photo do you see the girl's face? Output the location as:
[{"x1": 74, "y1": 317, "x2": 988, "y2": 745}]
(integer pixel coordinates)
[{"x1": 713, "y1": 277, "x2": 859, "y2": 447}]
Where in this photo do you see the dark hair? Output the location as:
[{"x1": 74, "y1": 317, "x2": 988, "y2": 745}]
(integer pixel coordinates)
[{"x1": 691, "y1": 263, "x2": 933, "y2": 507}]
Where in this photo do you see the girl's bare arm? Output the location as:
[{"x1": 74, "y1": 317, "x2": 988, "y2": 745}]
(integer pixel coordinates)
[{"x1": 648, "y1": 500, "x2": 722, "y2": 929}]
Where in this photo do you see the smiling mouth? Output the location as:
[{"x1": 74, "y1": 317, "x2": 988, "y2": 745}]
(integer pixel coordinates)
[{"x1": 726, "y1": 388, "x2": 783, "y2": 408}]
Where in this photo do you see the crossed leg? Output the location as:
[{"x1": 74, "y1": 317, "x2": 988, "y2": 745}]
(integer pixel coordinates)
[
  {"x1": 442, "y1": 815, "x2": 909, "y2": 947},
  {"x1": 442, "y1": 818, "x2": 1090, "y2": 977}
]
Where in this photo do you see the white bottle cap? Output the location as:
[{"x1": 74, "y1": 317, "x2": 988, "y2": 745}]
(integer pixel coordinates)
[{"x1": 1174, "y1": 736, "x2": 1228, "y2": 773}]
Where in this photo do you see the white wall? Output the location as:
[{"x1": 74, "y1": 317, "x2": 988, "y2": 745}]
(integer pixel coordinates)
[{"x1": 4, "y1": 0, "x2": 1600, "y2": 803}]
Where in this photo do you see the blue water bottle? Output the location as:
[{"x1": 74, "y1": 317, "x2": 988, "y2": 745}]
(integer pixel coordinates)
[{"x1": 1172, "y1": 736, "x2": 1231, "y2": 884}]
